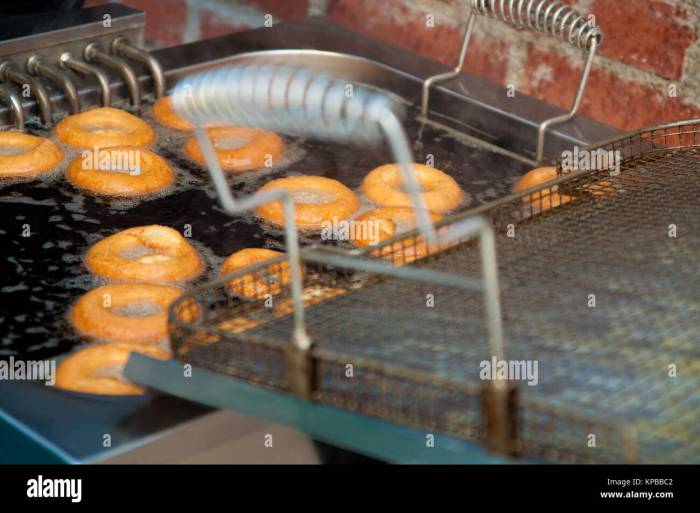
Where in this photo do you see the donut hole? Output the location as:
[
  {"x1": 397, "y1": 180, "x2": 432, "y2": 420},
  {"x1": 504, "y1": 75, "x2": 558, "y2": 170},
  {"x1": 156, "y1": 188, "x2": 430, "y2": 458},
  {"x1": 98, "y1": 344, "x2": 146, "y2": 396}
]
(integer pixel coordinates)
[
  {"x1": 289, "y1": 188, "x2": 336, "y2": 205},
  {"x1": 92, "y1": 363, "x2": 127, "y2": 381},
  {"x1": 110, "y1": 300, "x2": 162, "y2": 317},
  {"x1": 117, "y1": 244, "x2": 172, "y2": 264},
  {"x1": 213, "y1": 134, "x2": 253, "y2": 150},
  {"x1": 81, "y1": 121, "x2": 130, "y2": 134},
  {"x1": 0, "y1": 143, "x2": 34, "y2": 156}
]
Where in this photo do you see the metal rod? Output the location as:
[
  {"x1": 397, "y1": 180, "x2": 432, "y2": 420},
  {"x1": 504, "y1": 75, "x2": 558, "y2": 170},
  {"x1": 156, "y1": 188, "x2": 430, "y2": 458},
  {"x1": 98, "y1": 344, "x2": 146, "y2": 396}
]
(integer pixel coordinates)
[
  {"x1": 84, "y1": 42, "x2": 140, "y2": 109},
  {"x1": 420, "y1": 11, "x2": 476, "y2": 118},
  {"x1": 535, "y1": 38, "x2": 598, "y2": 163},
  {"x1": 0, "y1": 83, "x2": 25, "y2": 130},
  {"x1": 0, "y1": 61, "x2": 52, "y2": 125},
  {"x1": 111, "y1": 36, "x2": 165, "y2": 98},
  {"x1": 193, "y1": 124, "x2": 311, "y2": 351},
  {"x1": 59, "y1": 52, "x2": 112, "y2": 107},
  {"x1": 26, "y1": 54, "x2": 80, "y2": 114}
]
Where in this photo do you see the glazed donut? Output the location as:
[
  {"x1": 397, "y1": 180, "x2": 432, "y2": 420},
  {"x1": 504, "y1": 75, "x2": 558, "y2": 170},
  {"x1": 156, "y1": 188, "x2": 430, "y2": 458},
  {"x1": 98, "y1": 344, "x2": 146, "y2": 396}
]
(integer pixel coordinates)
[
  {"x1": 66, "y1": 146, "x2": 175, "y2": 197},
  {"x1": 55, "y1": 107, "x2": 155, "y2": 149},
  {"x1": 220, "y1": 248, "x2": 290, "y2": 300},
  {"x1": 56, "y1": 342, "x2": 170, "y2": 396},
  {"x1": 0, "y1": 132, "x2": 63, "y2": 178},
  {"x1": 152, "y1": 96, "x2": 193, "y2": 131},
  {"x1": 514, "y1": 166, "x2": 572, "y2": 210},
  {"x1": 352, "y1": 207, "x2": 443, "y2": 262},
  {"x1": 185, "y1": 127, "x2": 284, "y2": 171},
  {"x1": 70, "y1": 283, "x2": 182, "y2": 343},
  {"x1": 362, "y1": 163, "x2": 465, "y2": 214},
  {"x1": 86, "y1": 225, "x2": 204, "y2": 283},
  {"x1": 255, "y1": 175, "x2": 360, "y2": 231}
]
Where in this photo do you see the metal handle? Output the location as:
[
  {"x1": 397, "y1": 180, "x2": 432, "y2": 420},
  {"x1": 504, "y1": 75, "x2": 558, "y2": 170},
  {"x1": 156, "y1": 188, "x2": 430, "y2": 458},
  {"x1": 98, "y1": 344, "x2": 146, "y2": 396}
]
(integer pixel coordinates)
[
  {"x1": 111, "y1": 36, "x2": 165, "y2": 99},
  {"x1": 0, "y1": 83, "x2": 25, "y2": 130},
  {"x1": 421, "y1": 0, "x2": 602, "y2": 164},
  {"x1": 59, "y1": 51, "x2": 112, "y2": 107},
  {"x1": 85, "y1": 42, "x2": 141, "y2": 109},
  {"x1": 26, "y1": 54, "x2": 80, "y2": 114},
  {"x1": 0, "y1": 61, "x2": 53, "y2": 125}
]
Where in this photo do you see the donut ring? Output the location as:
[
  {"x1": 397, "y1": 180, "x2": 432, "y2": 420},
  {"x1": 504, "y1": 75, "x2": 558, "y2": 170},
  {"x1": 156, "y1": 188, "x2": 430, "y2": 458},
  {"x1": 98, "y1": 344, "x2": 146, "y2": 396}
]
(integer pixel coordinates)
[
  {"x1": 56, "y1": 342, "x2": 170, "y2": 396},
  {"x1": 185, "y1": 127, "x2": 284, "y2": 171},
  {"x1": 221, "y1": 248, "x2": 290, "y2": 300},
  {"x1": 0, "y1": 132, "x2": 63, "y2": 178},
  {"x1": 152, "y1": 96, "x2": 193, "y2": 131},
  {"x1": 352, "y1": 207, "x2": 443, "y2": 262},
  {"x1": 55, "y1": 107, "x2": 155, "y2": 149},
  {"x1": 255, "y1": 175, "x2": 360, "y2": 231},
  {"x1": 70, "y1": 283, "x2": 182, "y2": 343},
  {"x1": 67, "y1": 146, "x2": 175, "y2": 197},
  {"x1": 514, "y1": 166, "x2": 573, "y2": 210},
  {"x1": 85, "y1": 225, "x2": 204, "y2": 283},
  {"x1": 362, "y1": 163, "x2": 465, "y2": 214}
]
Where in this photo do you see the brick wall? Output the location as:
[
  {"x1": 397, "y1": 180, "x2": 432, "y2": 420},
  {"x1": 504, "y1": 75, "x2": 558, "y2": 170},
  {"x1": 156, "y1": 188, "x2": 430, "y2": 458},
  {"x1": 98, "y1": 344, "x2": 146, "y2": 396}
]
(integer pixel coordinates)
[{"x1": 85, "y1": 0, "x2": 700, "y2": 132}]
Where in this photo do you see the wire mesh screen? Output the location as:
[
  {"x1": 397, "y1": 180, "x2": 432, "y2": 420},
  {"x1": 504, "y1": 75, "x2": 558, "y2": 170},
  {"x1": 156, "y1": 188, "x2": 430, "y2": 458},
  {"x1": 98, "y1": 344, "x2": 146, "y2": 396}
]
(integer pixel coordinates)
[{"x1": 169, "y1": 120, "x2": 700, "y2": 463}]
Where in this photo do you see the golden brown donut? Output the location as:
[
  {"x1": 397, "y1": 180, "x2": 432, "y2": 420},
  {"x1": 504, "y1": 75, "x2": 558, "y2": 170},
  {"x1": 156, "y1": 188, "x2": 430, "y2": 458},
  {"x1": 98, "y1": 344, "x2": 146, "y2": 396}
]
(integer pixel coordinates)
[
  {"x1": 361, "y1": 163, "x2": 465, "y2": 214},
  {"x1": 255, "y1": 175, "x2": 360, "y2": 231},
  {"x1": 55, "y1": 107, "x2": 155, "y2": 149},
  {"x1": 66, "y1": 146, "x2": 175, "y2": 197},
  {"x1": 151, "y1": 96, "x2": 193, "y2": 131},
  {"x1": 352, "y1": 207, "x2": 443, "y2": 262},
  {"x1": 514, "y1": 166, "x2": 573, "y2": 210},
  {"x1": 0, "y1": 132, "x2": 63, "y2": 178},
  {"x1": 56, "y1": 342, "x2": 171, "y2": 396},
  {"x1": 70, "y1": 283, "x2": 182, "y2": 343},
  {"x1": 185, "y1": 126, "x2": 284, "y2": 171},
  {"x1": 220, "y1": 248, "x2": 290, "y2": 300},
  {"x1": 85, "y1": 225, "x2": 204, "y2": 283}
]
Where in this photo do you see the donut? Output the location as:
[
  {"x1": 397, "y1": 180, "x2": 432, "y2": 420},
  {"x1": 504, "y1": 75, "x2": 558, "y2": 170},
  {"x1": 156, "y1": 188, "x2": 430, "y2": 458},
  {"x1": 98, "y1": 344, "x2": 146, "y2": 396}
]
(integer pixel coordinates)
[
  {"x1": 514, "y1": 166, "x2": 572, "y2": 210},
  {"x1": 352, "y1": 207, "x2": 443, "y2": 262},
  {"x1": 56, "y1": 342, "x2": 170, "y2": 396},
  {"x1": 70, "y1": 283, "x2": 182, "y2": 343},
  {"x1": 0, "y1": 132, "x2": 63, "y2": 178},
  {"x1": 85, "y1": 225, "x2": 204, "y2": 283},
  {"x1": 184, "y1": 127, "x2": 284, "y2": 171},
  {"x1": 255, "y1": 175, "x2": 360, "y2": 231},
  {"x1": 55, "y1": 107, "x2": 155, "y2": 149},
  {"x1": 220, "y1": 248, "x2": 291, "y2": 300},
  {"x1": 152, "y1": 96, "x2": 193, "y2": 131},
  {"x1": 361, "y1": 163, "x2": 465, "y2": 214},
  {"x1": 66, "y1": 146, "x2": 175, "y2": 197},
  {"x1": 273, "y1": 285, "x2": 347, "y2": 317}
]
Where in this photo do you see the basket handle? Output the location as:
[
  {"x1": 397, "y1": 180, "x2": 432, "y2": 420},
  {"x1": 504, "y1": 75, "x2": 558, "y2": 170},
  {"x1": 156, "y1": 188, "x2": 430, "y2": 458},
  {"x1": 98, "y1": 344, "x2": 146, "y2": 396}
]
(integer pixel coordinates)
[{"x1": 421, "y1": 0, "x2": 603, "y2": 164}]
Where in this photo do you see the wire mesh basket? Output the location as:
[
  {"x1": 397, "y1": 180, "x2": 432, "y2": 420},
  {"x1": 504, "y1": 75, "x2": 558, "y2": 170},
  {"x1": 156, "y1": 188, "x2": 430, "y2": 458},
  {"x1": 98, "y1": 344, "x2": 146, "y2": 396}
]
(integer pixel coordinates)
[{"x1": 170, "y1": 120, "x2": 700, "y2": 464}]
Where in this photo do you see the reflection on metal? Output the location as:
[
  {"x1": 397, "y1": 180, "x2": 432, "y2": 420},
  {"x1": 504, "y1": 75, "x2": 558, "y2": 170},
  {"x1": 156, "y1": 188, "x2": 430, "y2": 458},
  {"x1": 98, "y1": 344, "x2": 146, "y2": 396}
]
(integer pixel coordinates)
[
  {"x1": 84, "y1": 42, "x2": 140, "y2": 109},
  {"x1": 26, "y1": 54, "x2": 80, "y2": 114},
  {"x1": 0, "y1": 83, "x2": 24, "y2": 130},
  {"x1": 59, "y1": 52, "x2": 112, "y2": 107},
  {"x1": 111, "y1": 36, "x2": 165, "y2": 98},
  {"x1": 0, "y1": 61, "x2": 53, "y2": 125}
]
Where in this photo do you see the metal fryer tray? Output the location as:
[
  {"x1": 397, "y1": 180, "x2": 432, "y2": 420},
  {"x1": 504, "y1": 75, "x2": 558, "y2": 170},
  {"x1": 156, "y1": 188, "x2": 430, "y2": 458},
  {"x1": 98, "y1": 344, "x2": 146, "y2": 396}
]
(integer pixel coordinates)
[{"x1": 169, "y1": 120, "x2": 700, "y2": 464}]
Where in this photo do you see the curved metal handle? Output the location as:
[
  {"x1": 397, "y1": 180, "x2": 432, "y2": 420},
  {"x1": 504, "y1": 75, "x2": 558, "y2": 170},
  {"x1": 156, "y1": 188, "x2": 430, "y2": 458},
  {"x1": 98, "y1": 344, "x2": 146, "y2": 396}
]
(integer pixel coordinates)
[
  {"x1": 85, "y1": 42, "x2": 140, "y2": 109},
  {"x1": 0, "y1": 83, "x2": 25, "y2": 130},
  {"x1": 111, "y1": 36, "x2": 165, "y2": 99},
  {"x1": 26, "y1": 54, "x2": 80, "y2": 114},
  {"x1": 59, "y1": 52, "x2": 112, "y2": 107},
  {"x1": 0, "y1": 61, "x2": 52, "y2": 125},
  {"x1": 421, "y1": 0, "x2": 603, "y2": 164}
]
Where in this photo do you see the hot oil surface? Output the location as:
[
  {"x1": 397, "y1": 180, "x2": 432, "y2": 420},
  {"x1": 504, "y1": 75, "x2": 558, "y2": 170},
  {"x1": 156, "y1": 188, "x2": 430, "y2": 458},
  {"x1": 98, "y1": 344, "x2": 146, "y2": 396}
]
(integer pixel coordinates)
[{"x1": 0, "y1": 106, "x2": 528, "y2": 359}]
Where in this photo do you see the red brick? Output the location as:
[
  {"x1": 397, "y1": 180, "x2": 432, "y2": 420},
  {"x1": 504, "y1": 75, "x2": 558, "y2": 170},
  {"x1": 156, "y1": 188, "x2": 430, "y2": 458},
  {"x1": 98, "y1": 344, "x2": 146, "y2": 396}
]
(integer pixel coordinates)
[
  {"x1": 591, "y1": 0, "x2": 696, "y2": 80},
  {"x1": 245, "y1": 0, "x2": 309, "y2": 20},
  {"x1": 121, "y1": 0, "x2": 188, "y2": 47},
  {"x1": 328, "y1": 0, "x2": 509, "y2": 85},
  {"x1": 200, "y1": 9, "x2": 251, "y2": 39},
  {"x1": 521, "y1": 45, "x2": 700, "y2": 131}
]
